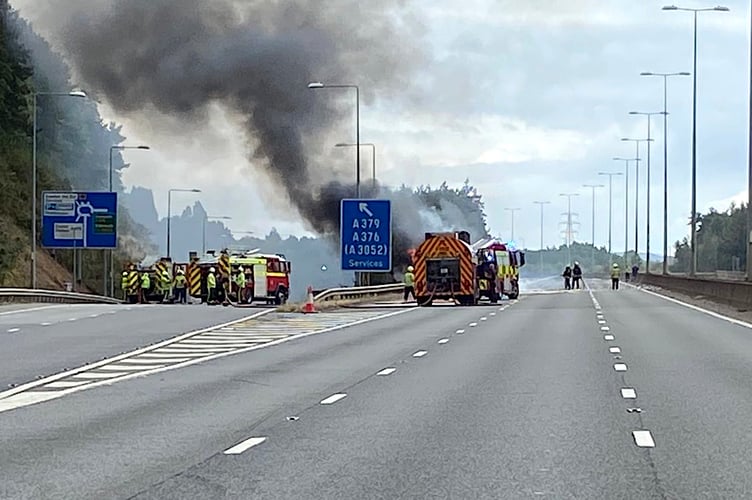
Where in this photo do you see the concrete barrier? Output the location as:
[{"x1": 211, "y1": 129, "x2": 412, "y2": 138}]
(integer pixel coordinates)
[{"x1": 640, "y1": 273, "x2": 752, "y2": 310}]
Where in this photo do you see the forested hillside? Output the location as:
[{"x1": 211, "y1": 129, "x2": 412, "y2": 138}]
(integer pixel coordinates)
[{"x1": 0, "y1": 2, "x2": 152, "y2": 290}]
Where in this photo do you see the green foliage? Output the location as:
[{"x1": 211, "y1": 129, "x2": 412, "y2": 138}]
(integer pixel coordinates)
[
  {"x1": 0, "y1": 3, "x2": 155, "y2": 288},
  {"x1": 671, "y1": 204, "x2": 747, "y2": 273},
  {"x1": 524, "y1": 242, "x2": 639, "y2": 277}
]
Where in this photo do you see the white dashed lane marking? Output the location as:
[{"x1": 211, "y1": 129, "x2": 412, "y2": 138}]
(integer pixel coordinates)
[
  {"x1": 320, "y1": 393, "x2": 347, "y2": 405},
  {"x1": 456, "y1": 329, "x2": 465, "y2": 334},
  {"x1": 224, "y1": 436, "x2": 267, "y2": 455},
  {"x1": 632, "y1": 430, "x2": 656, "y2": 448},
  {"x1": 604, "y1": 334, "x2": 615, "y2": 341},
  {"x1": 469, "y1": 322, "x2": 478, "y2": 327},
  {"x1": 7, "y1": 328, "x2": 19, "y2": 333},
  {"x1": 609, "y1": 347, "x2": 621, "y2": 354},
  {"x1": 438, "y1": 338, "x2": 449, "y2": 344},
  {"x1": 412, "y1": 350, "x2": 428, "y2": 358},
  {"x1": 614, "y1": 363, "x2": 628, "y2": 372},
  {"x1": 621, "y1": 388, "x2": 637, "y2": 399},
  {"x1": 377, "y1": 368, "x2": 396, "y2": 376}
]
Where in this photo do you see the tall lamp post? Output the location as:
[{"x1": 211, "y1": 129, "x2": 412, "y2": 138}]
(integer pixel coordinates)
[
  {"x1": 598, "y1": 171, "x2": 623, "y2": 264},
  {"x1": 614, "y1": 157, "x2": 640, "y2": 265},
  {"x1": 504, "y1": 207, "x2": 521, "y2": 241},
  {"x1": 31, "y1": 90, "x2": 87, "y2": 289},
  {"x1": 533, "y1": 201, "x2": 550, "y2": 272},
  {"x1": 628, "y1": 113, "x2": 664, "y2": 274},
  {"x1": 202, "y1": 215, "x2": 232, "y2": 255},
  {"x1": 621, "y1": 137, "x2": 653, "y2": 265},
  {"x1": 583, "y1": 184, "x2": 605, "y2": 269},
  {"x1": 336, "y1": 142, "x2": 376, "y2": 192},
  {"x1": 662, "y1": 4, "x2": 730, "y2": 276},
  {"x1": 166, "y1": 188, "x2": 201, "y2": 259},
  {"x1": 308, "y1": 82, "x2": 360, "y2": 197},
  {"x1": 309, "y1": 81, "x2": 361, "y2": 286},
  {"x1": 107, "y1": 144, "x2": 149, "y2": 297},
  {"x1": 640, "y1": 72, "x2": 691, "y2": 274}
]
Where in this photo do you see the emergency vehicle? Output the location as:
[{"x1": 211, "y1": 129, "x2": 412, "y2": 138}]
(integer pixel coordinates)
[
  {"x1": 196, "y1": 249, "x2": 291, "y2": 305},
  {"x1": 472, "y1": 238, "x2": 525, "y2": 301}
]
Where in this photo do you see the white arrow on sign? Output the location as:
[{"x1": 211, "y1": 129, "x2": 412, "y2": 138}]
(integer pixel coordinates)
[{"x1": 358, "y1": 202, "x2": 373, "y2": 217}]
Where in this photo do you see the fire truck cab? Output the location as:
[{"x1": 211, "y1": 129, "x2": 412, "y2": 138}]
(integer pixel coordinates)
[
  {"x1": 472, "y1": 239, "x2": 525, "y2": 301},
  {"x1": 229, "y1": 251, "x2": 291, "y2": 305}
]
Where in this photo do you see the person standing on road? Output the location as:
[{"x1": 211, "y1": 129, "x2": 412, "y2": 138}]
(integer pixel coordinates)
[
  {"x1": 610, "y1": 263, "x2": 620, "y2": 290},
  {"x1": 631, "y1": 264, "x2": 639, "y2": 281},
  {"x1": 207, "y1": 267, "x2": 217, "y2": 305},
  {"x1": 403, "y1": 265, "x2": 415, "y2": 302},
  {"x1": 562, "y1": 266, "x2": 572, "y2": 290},
  {"x1": 572, "y1": 262, "x2": 583, "y2": 289},
  {"x1": 173, "y1": 268, "x2": 187, "y2": 304}
]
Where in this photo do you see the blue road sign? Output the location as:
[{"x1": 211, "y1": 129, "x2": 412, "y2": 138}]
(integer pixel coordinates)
[
  {"x1": 41, "y1": 191, "x2": 117, "y2": 249},
  {"x1": 340, "y1": 199, "x2": 391, "y2": 272}
]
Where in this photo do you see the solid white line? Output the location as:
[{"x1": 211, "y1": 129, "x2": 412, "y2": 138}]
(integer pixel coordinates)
[
  {"x1": 621, "y1": 387, "x2": 637, "y2": 399},
  {"x1": 119, "y1": 358, "x2": 189, "y2": 364},
  {"x1": 438, "y1": 338, "x2": 449, "y2": 344},
  {"x1": 456, "y1": 329, "x2": 465, "y2": 334},
  {"x1": 609, "y1": 347, "x2": 621, "y2": 354},
  {"x1": 604, "y1": 334, "x2": 615, "y2": 341},
  {"x1": 320, "y1": 393, "x2": 347, "y2": 405},
  {"x1": 413, "y1": 350, "x2": 428, "y2": 357},
  {"x1": 469, "y1": 322, "x2": 478, "y2": 327},
  {"x1": 632, "y1": 430, "x2": 656, "y2": 448},
  {"x1": 7, "y1": 328, "x2": 19, "y2": 333},
  {"x1": 154, "y1": 348, "x2": 231, "y2": 354},
  {"x1": 614, "y1": 363, "x2": 628, "y2": 372},
  {"x1": 139, "y1": 352, "x2": 207, "y2": 359},
  {"x1": 638, "y1": 286, "x2": 752, "y2": 330},
  {"x1": 0, "y1": 304, "x2": 67, "y2": 316},
  {"x1": 377, "y1": 367, "x2": 396, "y2": 376},
  {"x1": 0, "y1": 307, "x2": 415, "y2": 413},
  {"x1": 223, "y1": 436, "x2": 267, "y2": 455}
]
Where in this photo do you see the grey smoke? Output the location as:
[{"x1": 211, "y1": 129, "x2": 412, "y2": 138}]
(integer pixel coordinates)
[{"x1": 51, "y1": 0, "x2": 426, "y2": 236}]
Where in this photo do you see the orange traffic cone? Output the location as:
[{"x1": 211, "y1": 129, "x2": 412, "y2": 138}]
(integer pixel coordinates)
[{"x1": 302, "y1": 285, "x2": 317, "y2": 313}]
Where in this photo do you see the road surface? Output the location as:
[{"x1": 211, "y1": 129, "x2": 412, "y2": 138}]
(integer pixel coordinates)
[{"x1": 2, "y1": 280, "x2": 752, "y2": 499}]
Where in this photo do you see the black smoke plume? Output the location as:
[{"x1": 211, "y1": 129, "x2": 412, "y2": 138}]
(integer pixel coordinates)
[{"x1": 53, "y1": 0, "x2": 426, "y2": 236}]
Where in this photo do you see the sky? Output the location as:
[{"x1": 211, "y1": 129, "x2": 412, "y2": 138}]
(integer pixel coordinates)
[{"x1": 11, "y1": 0, "x2": 752, "y2": 256}]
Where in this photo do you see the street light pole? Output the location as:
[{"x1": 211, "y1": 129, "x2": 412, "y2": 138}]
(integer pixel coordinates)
[
  {"x1": 203, "y1": 215, "x2": 232, "y2": 255},
  {"x1": 504, "y1": 208, "x2": 521, "y2": 241},
  {"x1": 598, "y1": 171, "x2": 623, "y2": 264},
  {"x1": 641, "y1": 72, "x2": 691, "y2": 274},
  {"x1": 336, "y1": 142, "x2": 376, "y2": 192},
  {"x1": 166, "y1": 188, "x2": 201, "y2": 259},
  {"x1": 621, "y1": 138, "x2": 653, "y2": 265},
  {"x1": 31, "y1": 90, "x2": 87, "y2": 289},
  {"x1": 107, "y1": 145, "x2": 149, "y2": 296},
  {"x1": 533, "y1": 201, "x2": 550, "y2": 272},
  {"x1": 308, "y1": 82, "x2": 361, "y2": 197},
  {"x1": 629, "y1": 113, "x2": 664, "y2": 274},
  {"x1": 583, "y1": 184, "x2": 604, "y2": 269},
  {"x1": 614, "y1": 157, "x2": 639, "y2": 266},
  {"x1": 662, "y1": 4, "x2": 729, "y2": 276}
]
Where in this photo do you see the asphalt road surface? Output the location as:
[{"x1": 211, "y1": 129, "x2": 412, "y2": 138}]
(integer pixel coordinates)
[
  {"x1": 0, "y1": 303, "x2": 264, "y2": 390},
  {"x1": 2, "y1": 281, "x2": 752, "y2": 499}
]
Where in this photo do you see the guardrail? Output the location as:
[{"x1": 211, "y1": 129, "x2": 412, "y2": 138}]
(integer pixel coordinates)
[
  {"x1": 313, "y1": 283, "x2": 403, "y2": 302},
  {"x1": 0, "y1": 288, "x2": 123, "y2": 305},
  {"x1": 640, "y1": 274, "x2": 752, "y2": 310}
]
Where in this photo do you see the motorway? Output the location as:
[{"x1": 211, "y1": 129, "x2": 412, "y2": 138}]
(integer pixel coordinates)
[{"x1": 2, "y1": 280, "x2": 752, "y2": 498}]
